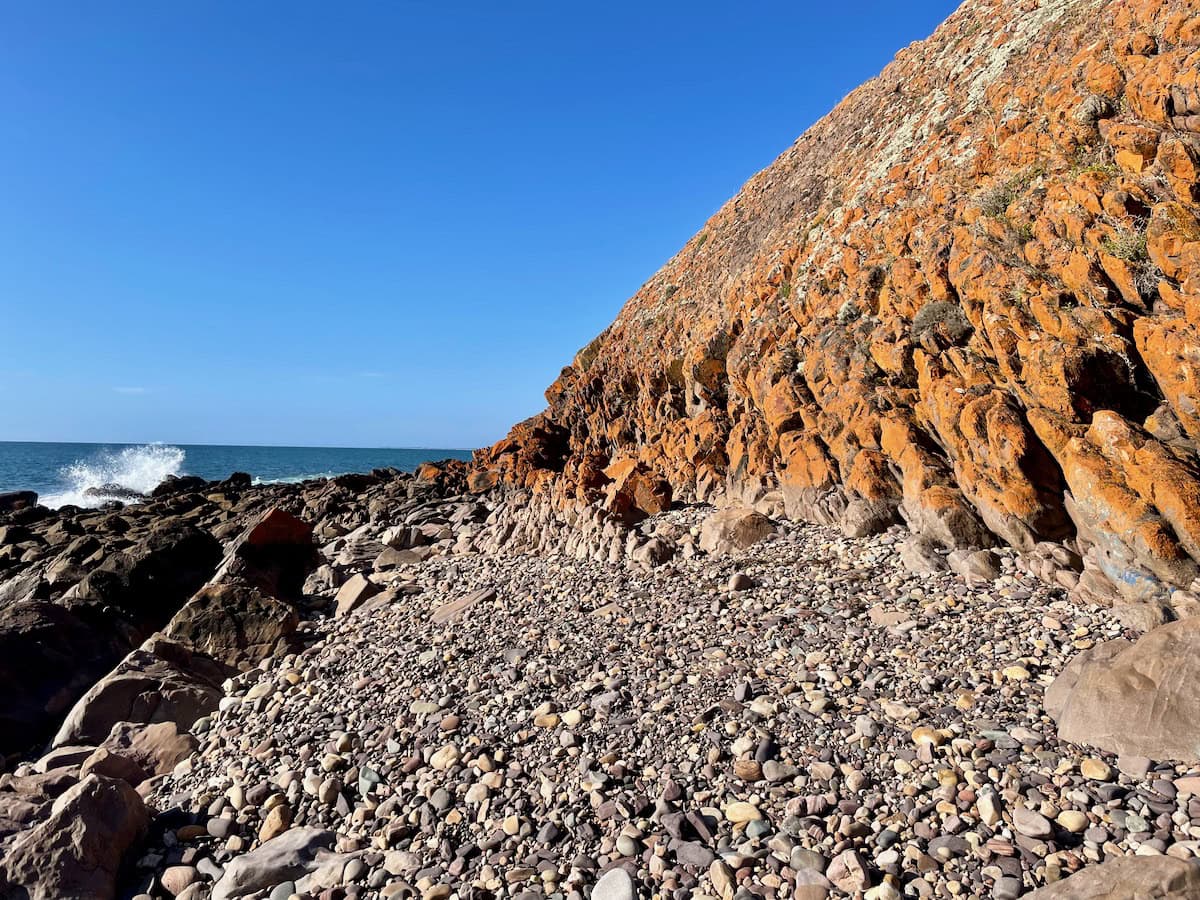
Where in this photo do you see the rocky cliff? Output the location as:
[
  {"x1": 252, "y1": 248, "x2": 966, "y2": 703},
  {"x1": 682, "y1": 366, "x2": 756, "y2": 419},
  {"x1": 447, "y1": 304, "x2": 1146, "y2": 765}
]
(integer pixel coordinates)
[{"x1": 477, "y1": 0, "x2": 1200, "y2": 625}]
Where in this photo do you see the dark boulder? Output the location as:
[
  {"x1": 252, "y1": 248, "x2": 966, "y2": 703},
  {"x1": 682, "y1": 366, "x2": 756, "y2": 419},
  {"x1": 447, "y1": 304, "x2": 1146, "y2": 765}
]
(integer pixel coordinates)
[
  {"x1": 331, "y1": 472, "x2": 378, "y2": 492},
  {"x1": 69, "y1": 522, "x2": 222, "y2": 632},
  {"x1": 0, "y1": 524, "x2": 222, "y2": 755},
  {"x1": 0, "y1": 491, "x2": 38, "y2": 513},
  {"x1": 0, "y1": 601, "x2": 130, "y2": 755},
  {"x1": 82, "y1": 484, "x2": 145, "y2": 503},
  {"x1": 221, "y1": 472, "x2": 253, "y2": 490},
  {"x1": 150, "y1": 474, "x2": 209, "y2": 498}
]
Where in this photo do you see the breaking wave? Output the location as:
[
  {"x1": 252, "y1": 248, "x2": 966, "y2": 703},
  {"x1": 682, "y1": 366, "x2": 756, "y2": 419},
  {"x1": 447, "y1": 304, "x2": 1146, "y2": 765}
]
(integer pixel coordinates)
[
  {"x1": 41, "y1": 444, "x2": 186, "y2": 509},
  {"x1": 251, "y1": 472, "x2": 337, "y2": 485}
]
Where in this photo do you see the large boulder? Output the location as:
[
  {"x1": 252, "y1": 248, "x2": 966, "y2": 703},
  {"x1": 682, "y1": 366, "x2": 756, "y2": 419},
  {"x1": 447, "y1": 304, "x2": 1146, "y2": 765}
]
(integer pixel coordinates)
[
  {"x1": 0, "y1": 523, "x2": 223, "y2": 753},
  {"x1": 0, "y1": 601, "x2": 129, "y2": 755},
  {"x1": 699, "y1": 508, "x2": 776, "y2": 555},
  {"x1": 211, "y1": 507, "x2": 317, "y2": 601},
  {"x1": 210, "y1": 827, "x2": 337, "y2": 900},
  {"x1": 68, "y1": 522, "x2": 223, "y2": 630},
  {"x1": 0, "y1": 774, "x2": 147, "y2": 900},
  {"x1": 1026, "y1": 856, "x2": 1200, "y2": 898},
  {"x1": 149, "y1": 474, "x2": 208, "y2": 497},
  {"x1": 51, "y1": 637, "x2": 225, "y2": 748},
  {"x1": 0, "y1": 490, "x2": 38, "y2": 512},
  {"x1": 1046, "y1": 618, "x2": 1200, "y2": 762},
  {"x1": 602, "y1": 460, "x2": 673, "y2": 526},
  {"x1": 334, "y1": 574, "x2": 382, "y2": 618},
  {"x1": 161, "y1": 582, "x2": 299, "y2": 669},
  {"x1": 79, "y1": 720, "x2": 197, "y2": 787}
]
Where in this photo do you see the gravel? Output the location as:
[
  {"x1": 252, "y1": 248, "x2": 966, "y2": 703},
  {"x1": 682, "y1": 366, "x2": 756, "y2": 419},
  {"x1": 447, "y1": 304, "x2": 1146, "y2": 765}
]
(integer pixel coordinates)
[{"x1": 132, "y1": 507, "x2": 1200, "y2": 899}]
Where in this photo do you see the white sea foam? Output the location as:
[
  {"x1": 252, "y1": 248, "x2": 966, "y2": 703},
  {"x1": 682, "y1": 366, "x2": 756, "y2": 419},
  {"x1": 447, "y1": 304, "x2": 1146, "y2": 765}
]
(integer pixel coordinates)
[
  {"x1": 251, "y1": 472, "x2": 336, "y2": 485},
  {"x1": 41, "y1": 444, "x2": 186, "y2": 509}
]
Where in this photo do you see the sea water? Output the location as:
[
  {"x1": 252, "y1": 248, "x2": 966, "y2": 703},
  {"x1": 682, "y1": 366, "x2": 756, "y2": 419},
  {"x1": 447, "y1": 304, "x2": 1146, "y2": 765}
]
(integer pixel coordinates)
[{"x1": 0, "y1": 441, "x2": 474, "y2": 509}]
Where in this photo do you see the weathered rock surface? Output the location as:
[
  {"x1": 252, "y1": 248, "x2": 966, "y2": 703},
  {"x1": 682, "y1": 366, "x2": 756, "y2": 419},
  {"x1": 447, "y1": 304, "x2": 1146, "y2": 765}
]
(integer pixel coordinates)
[
  {"x1": 0, "y1": 774, "x2": 147, "y2": 900},
  {"x1": 79, "y1": 721, "x2": 197, "y2": 788},
  {"x1": 52, "y1": 638, "x2": 226, "y2": 748},
  {"x1": 475, "y1": 0, "x2": 1200, "y2": 620},
  {"x1": 1047, "y1": 617, "x2": 1200, "y2": 762},
  {"x1": 698, "y1": 507, "x2": 776, "y2": 554},
  {"x1": 161, "y1": 582, "x2": 299, "y2": 669},
  {"x1": 1026, "y1": 856, "x2": 1200, "y2": 898}
]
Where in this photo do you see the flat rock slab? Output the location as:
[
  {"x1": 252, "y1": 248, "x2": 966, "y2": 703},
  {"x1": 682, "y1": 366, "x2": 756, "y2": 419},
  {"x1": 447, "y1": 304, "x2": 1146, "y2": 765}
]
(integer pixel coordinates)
[
  {"x1": 334, "y1": 574, "x2": 382, "y2": 618},
  {"x1": 1025, "y1": 856, "x2": 1200, "y2": 898},
  {"x1": 432, "y1": 587, "x2": 497, "y2": 625},
  {"x1": 211, "y1": 827, "x2": 336, "y2": 900},
  {"x1": 1046, "y1": 618, "x2": 1200, "y2": 762}
]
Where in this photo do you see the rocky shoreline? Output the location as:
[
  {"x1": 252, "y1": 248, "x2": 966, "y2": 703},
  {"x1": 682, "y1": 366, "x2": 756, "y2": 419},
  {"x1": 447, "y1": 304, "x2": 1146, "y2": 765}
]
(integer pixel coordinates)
[{"x1": 3, "y1": 465, "x2": 1200, "y2": 899}]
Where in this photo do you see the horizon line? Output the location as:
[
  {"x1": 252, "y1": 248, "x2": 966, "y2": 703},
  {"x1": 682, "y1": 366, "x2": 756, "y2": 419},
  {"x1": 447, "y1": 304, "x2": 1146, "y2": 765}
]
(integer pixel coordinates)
[{"x1": 0, "y1": 439, "x2": 480, "y2": 453}]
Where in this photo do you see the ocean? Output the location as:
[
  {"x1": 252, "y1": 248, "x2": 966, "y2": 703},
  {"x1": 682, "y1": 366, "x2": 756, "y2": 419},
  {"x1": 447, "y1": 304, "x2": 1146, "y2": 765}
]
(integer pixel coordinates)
[{"x1": 0, "y1": 441, "x2": 475, "y2": 509}]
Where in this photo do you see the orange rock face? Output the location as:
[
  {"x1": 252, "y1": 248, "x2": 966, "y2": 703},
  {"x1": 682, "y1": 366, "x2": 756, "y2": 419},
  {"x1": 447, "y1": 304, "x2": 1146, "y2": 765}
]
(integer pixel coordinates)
[{"x1": 477, "y1": 0, "x2": 1200, "y2": 612}]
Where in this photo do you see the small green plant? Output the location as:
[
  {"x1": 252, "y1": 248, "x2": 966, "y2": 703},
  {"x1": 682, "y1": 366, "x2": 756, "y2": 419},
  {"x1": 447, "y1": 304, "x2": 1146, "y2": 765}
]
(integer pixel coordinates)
[
  {"x1": 695, "y1": 232, "x2": 709, "y2": 250},
  {"x1": 1100, "y1": 216, "x2": 1163, "y2": 300},
  {"x1": 979, "y1": 166, "x2": 1044, "y2": 219},
  {"x1": 1069, "y1": 145, "x2": 1119, "y2": 179},
  {"x1": 778, "y1": 280, "x2": 792, "y2": 300},
  {"x1": 1101, "y1": 219, "x2": 1149, "y2": 262},
  {"x1": 1077, "y1": 161, "x2": 1119, "y2": 179},
  {"x1": 980, "y1": 183, "x2": 1018, "y2": 218},
  {"x1": 1012, "y1": 221, "x2": 1035, "y2": 244},
  {"x1": 911, "y1": 301, "x2": 972, "y2": 344}
]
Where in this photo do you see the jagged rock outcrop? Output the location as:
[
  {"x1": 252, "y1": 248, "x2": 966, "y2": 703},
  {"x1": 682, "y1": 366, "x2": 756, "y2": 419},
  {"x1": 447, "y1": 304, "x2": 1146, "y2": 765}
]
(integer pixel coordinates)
[{"x1": 476, "y1": 0, "x2": 1200, "y2": 621}]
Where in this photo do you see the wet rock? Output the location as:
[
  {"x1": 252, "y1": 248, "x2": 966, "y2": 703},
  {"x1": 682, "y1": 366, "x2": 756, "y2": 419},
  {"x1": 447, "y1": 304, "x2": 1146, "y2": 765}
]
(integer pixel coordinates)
[{"x1": 0, "y1": 490, "x2": 38, "y2": 512}]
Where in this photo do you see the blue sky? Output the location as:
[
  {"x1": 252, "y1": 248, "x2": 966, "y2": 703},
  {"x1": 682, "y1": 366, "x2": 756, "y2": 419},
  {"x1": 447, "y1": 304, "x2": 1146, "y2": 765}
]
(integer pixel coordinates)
[{"x1": 0, "y1": 1, "x2": 959, "y2": 448}]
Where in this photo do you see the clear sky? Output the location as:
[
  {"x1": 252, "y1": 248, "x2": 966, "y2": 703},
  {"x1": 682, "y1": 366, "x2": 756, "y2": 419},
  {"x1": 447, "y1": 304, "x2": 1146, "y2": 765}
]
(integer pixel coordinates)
[{"x1": 1, "y1": 1, "x2": 960, "y2": 449}]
